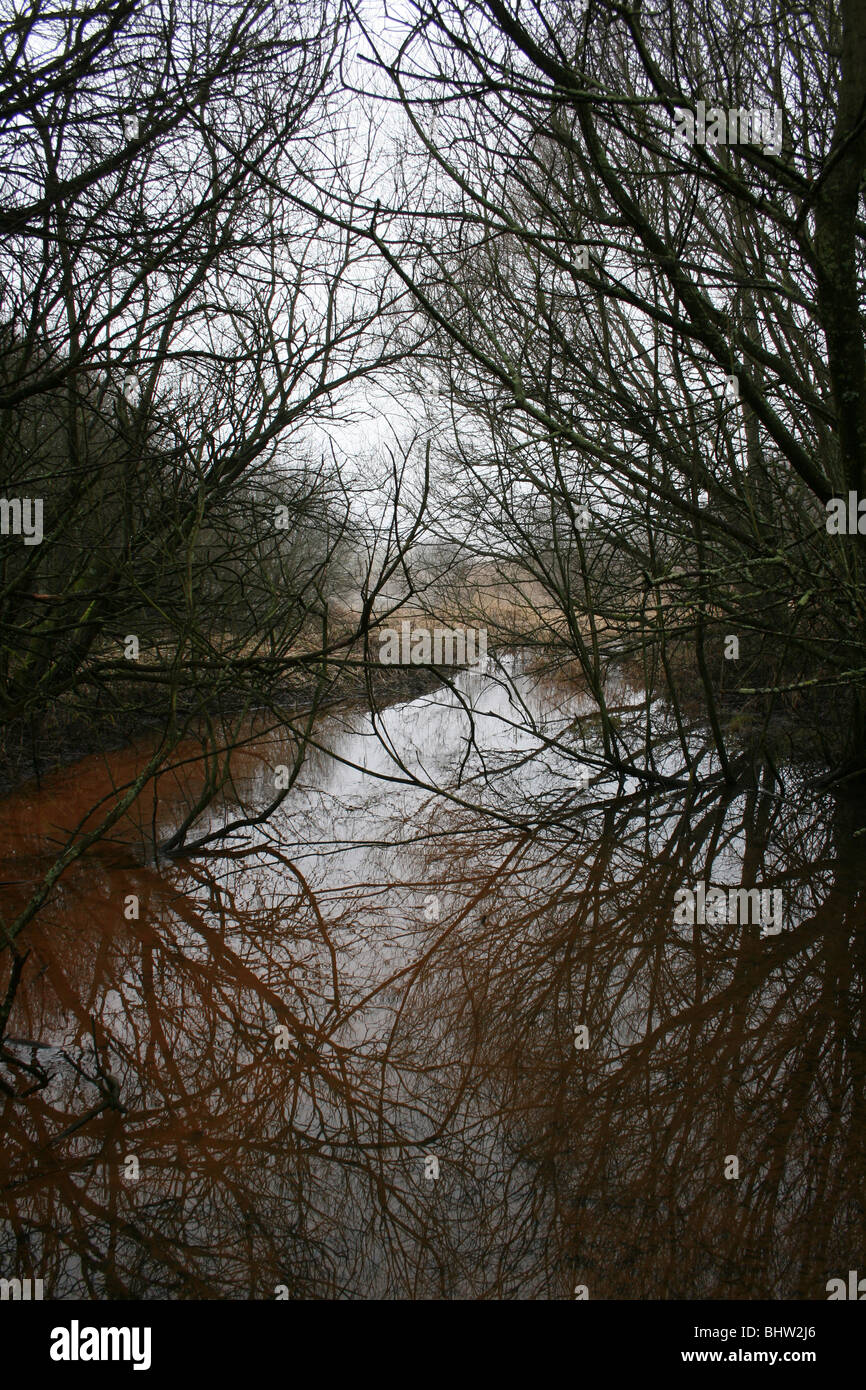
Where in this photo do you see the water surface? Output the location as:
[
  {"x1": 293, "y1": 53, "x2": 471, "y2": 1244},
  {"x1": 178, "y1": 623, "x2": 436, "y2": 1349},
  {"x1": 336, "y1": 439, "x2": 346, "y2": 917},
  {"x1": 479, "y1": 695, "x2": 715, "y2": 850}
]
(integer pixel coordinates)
[{"x1": 1, "y1": 657, "x2": 864, "y2": 1298}]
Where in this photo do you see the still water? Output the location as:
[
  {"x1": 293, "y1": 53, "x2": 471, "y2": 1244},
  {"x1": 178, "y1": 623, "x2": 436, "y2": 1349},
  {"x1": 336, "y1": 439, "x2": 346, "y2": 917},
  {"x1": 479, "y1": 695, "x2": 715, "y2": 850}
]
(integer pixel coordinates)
[{"x1": 1, "y1": 655, "x2": 864, "y2": 1298}]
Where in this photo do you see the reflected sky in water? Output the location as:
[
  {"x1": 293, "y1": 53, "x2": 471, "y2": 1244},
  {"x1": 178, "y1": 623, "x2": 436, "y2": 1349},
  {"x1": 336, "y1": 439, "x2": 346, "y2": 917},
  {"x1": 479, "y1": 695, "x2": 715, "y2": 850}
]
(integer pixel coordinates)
[{"x1": 1, "y1": 657, "x2": 864, "y2": 1298}]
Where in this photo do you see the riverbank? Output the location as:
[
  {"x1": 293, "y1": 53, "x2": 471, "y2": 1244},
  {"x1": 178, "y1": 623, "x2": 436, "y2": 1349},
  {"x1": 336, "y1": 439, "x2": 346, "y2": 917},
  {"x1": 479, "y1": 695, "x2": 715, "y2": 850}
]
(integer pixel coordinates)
[{"x1": 0, "y1": 656, "x2": 445, "y2": 798}]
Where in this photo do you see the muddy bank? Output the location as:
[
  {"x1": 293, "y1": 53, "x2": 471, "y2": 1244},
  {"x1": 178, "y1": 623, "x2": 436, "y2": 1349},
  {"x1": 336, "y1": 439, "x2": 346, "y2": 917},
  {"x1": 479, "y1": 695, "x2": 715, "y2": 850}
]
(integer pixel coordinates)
[{"x1": 0, "y1": 656, "x2": 445, "y2": 798}]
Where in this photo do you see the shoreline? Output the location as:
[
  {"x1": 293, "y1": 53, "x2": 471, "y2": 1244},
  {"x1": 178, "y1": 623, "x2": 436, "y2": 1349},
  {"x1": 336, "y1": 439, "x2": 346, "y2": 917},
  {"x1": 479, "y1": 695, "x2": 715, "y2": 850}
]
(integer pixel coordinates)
[{"x1": 0, "y1": 660, "x2": 446, "y2": 801}]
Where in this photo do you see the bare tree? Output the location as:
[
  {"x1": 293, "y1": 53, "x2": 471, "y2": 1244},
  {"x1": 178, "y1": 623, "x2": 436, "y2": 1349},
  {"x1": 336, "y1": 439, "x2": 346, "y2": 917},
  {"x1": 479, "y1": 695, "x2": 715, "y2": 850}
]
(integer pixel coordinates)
[
  {"x1": 0, "y1": 0, "x2": 421, "y2": 950},
  {"x1": 354, "y1": 0, "x2": 866, "y2": 785}
]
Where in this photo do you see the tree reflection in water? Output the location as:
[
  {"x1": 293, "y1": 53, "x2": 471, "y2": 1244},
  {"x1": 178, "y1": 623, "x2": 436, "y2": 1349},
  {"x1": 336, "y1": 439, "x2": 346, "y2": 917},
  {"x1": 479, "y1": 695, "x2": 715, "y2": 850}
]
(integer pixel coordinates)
[{"x1": 1, "y1": 660, "x2": 864, "y2": 1299}]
